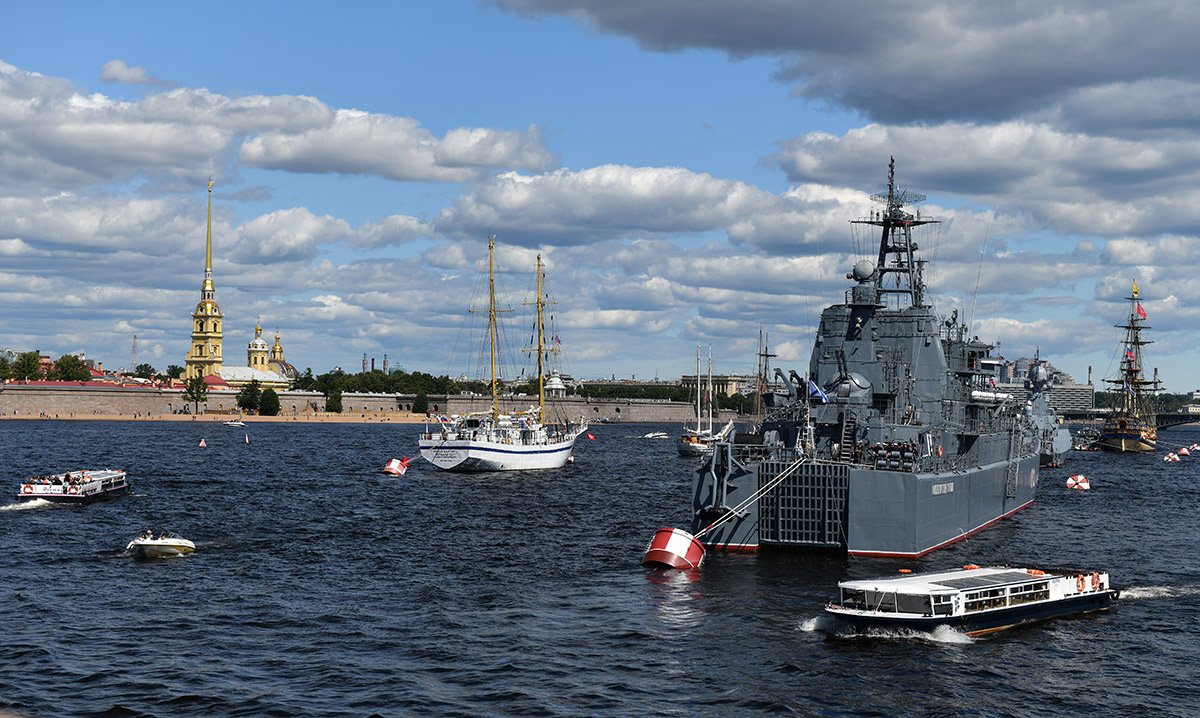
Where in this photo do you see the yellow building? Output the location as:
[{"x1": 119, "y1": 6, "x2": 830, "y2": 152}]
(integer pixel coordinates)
[
  {"x1": 184, "y1": 180, "x2": 224, "y2": 380},
  {"x1": 216, "y1": 324, "x2": 291, "y2": 391}
]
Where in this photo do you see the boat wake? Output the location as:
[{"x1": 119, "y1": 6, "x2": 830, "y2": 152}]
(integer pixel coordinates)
[
  {"x1": 823, "y1": 622, "x2": 974, "y2": 645},
  {"x1": 1120, "y1": 585, "x2": 1200, "y2": 600},
  {"x1": 0, "y1": 499, "x2": 55, "y2": 511}
]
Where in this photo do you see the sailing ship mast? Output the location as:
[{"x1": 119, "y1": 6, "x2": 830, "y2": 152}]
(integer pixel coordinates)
[
  {"x1": 536, "y1": 254, "x2": 546, "y2": 424},
  {"x1": 481, "y1": 236, "x2": 501, "y2": 421},
  {"x1": 1105, "y1": 280, "x2": 1159, "y2": 417}
]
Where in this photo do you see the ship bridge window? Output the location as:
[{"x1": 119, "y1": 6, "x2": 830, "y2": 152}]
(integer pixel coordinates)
[
  {"x1": 865, "y1": 591, "x2": 898, "y2": 613},
  {"x1": 964, "y1": 587, "x2": 1007, "y2": 612},
  {"x1": 932, "y1": 594, "x2": 953, "y2": 615},
  {"x1": 895, "y1": 593, "x2": 932, "y2": 615},
  {"x1": 1008, "y1": 582, "x2": 1050, "y2": 605}
]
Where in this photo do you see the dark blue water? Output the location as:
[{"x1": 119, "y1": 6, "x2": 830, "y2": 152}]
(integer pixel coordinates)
[{"x1": 2, "y1": 419, "x2": 1198, "y2": 717}]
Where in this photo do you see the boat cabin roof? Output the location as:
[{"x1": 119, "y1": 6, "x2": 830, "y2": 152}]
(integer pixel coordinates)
[{"x1": 838, "y1": 566, "x2": 1055, "y2": 595}]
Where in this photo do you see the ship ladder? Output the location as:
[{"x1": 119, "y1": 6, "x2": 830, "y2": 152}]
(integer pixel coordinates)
[
  {"x1": 695, "y1": 456, "x2": 810, "y2": 540},
  {"x1": 838, "y1": 416, "x2": 857, "y2": 463},
  {"x1": 1004, "y1": 420, "x2": 1020, "y2": 499}
]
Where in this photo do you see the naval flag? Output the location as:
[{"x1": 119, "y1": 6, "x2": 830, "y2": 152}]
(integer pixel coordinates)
[{"x1": 808, "y1": 379, "x2": 829, "y2": 403}]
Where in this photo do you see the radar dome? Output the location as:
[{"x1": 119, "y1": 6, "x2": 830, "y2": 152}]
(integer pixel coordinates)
[{"x1": 852, "y1": 260, "x2": 875, "y2": 282}]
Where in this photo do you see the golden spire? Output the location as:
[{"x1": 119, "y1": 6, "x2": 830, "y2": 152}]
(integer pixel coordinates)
[
  {"x1": 1132, "y1": 279, "x2": 1139, "y2": 298},
  {"x1": 203, "y1": 178, "x2": 215, "y2": 295}
]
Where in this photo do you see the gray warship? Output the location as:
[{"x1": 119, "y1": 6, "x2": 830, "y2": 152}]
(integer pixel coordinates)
[
  {"x1": 1025, "y1": 358, "x2": 1072, "y2": 467},
  {"x1": 690, "y1": 159, "x2": 1041, "y2": 558}
]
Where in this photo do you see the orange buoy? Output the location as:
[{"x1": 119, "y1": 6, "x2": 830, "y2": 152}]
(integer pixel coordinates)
[
  {"x1": 642, "y1": 527, "x2": 706, "y2": 570},
  {"x1": 898, "y1": 568, "x2": 913, "y2": 574},
  {"x1": 962, "y1": 564, "x2": 981, "y2": 570}
]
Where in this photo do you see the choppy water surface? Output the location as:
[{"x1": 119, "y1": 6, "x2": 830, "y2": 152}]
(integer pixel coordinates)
[{"x1": 2, "y1": 420, "x2": 1198, "y2": 717}]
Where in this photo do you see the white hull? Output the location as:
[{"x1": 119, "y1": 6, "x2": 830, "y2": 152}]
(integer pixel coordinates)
[
  {"x1": 419, "y1": 433, "x2": 580, "y2": 471},
  {"x1": 127, "y1": 538, "x2": 195, "y2": 558}
]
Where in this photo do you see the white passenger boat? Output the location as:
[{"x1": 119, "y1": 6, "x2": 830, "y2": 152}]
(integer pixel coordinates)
[
  {"x1": 825, "y1": 565, "x2": 1118, "y2": 636},
  {"x1": 15, "y1": 469, "x2": 130, "y2": 504},
  {"x1": 418, "y1": 237, "x2": 586, "y2": 472},
  {"x1": 126, "y1": 531, "x2": 196, "y2": 559}
]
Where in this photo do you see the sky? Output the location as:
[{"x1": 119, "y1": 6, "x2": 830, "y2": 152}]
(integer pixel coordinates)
[{"x1": 3, "y1": 1, "x2": 1198, "y2": 390}]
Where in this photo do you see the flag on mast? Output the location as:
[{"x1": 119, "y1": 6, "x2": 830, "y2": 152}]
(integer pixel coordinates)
[{"x1": 1136, "y1": 303, "x2": 1147, "y2": 319}]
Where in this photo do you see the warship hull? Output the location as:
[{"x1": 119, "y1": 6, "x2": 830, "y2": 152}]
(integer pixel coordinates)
[{"x1": 692, "y1": 447, "x2": 1039, "y2": 558}]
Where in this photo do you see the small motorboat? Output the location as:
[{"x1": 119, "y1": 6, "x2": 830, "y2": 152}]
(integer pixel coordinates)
[
  {"x1": 127, "y1": 530, "x2": 196, "y2": 559},
  {"x1": 825, "y1": 564, "x2": 1117, "y2": 637},
  {"x1": 642, "y1": 431, "x2": 669, "y2": 439},
  {"x1": 223, "y1": 420, "x2": 246, "y2": 428}
]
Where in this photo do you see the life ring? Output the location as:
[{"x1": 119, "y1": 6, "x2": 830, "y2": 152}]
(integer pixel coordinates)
[
  {"x1": 68, "y1": 484, "x2": 79, "y2": 495},
  {"x1": 21, "y1": 484, "x2": 33, "y2": 494},
  {"x1": 1076, "y1": 575, "x2": 1085, "y2": 592},
  {"x1": 936, "y1": 445, "x2": 943, "y2": 458},
  {"x1": 1091, "y1": 572, "x2": 1100, "y2": 590}
]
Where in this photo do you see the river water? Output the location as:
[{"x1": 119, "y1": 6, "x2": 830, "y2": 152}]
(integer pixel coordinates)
[{"x1": 1, "y1": 419, "x2": 1197, "y2": 717}]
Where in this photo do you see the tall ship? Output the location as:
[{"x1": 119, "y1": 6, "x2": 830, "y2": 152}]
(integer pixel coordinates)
[
  {"x1": 678, "y1": 346, "x2": 734, "y2": 457},
  {"x1": 418, "y1": 236, "x2": 587, "y2": 471},
  {"x1": 689, "y1": 159, "x2": 1041, "y2": 558},
  {"x1": 1098, "y1": 281, "x2": 1159, "y2": 452}
]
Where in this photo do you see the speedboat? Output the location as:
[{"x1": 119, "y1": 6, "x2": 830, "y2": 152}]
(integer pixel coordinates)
[
  {"x1": 825, "y1": 565, "x2": 1118, "y2": 637},
  {"x1": 642, "y1": 431, "x2": 669, "y2": 439},
  {"x1": 126, "y1": 531, "x2": 196, "y2": 559},
  {"x1": 16, "y1": 469, "x2": 130, "y2": 503},
  {"x1": 223, "y1": 419, "x2": 246, "y2": 427}
]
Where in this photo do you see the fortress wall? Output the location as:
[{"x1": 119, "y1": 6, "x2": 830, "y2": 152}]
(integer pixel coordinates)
[{"x1": 0, "y1": 384, "x2": 730, "y2": 423}]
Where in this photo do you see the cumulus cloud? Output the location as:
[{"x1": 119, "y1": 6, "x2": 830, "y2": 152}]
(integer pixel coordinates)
[
  {"x1": 240, "y1": 110, "x2": 555, "y2": 181},
  {"x1": 100, "y1": 59, "x2": 175, "y2": 87}
]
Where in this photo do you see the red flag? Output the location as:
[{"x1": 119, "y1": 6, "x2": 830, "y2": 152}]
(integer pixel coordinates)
[
  {"x1": 586, "y1": 432, "x2": 595, "y2": 440},
  {"x1": 1136, "y1": 303, "x2": 1147, "y2": 319}
]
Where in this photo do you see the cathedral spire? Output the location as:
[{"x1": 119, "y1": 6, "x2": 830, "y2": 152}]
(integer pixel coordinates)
[{"x1": 203, "y1": 177, "x2": 215, "y2": 296}]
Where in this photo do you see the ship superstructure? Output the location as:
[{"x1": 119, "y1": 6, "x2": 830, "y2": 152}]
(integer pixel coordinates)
[{"x1": 689, "y1": 159, "x2": 1041, "y2": 558}]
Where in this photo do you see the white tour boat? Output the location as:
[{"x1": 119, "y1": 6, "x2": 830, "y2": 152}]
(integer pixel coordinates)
[
  {"x1": 825, "y1": 565, "x2": 1118, "y2": 636},
  {"x1": 126, "y1": 531, "x2": 196, "y2": 559},
  {"x1": 418, "y1": 237, "x2": 587, "y2": 472},
  {"x1": 16, "y1": 469, "x2": 130, "y2": 504}
]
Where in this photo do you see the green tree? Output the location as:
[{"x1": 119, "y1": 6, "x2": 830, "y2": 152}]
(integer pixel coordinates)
[
  {"x1": 412, "y1": 392, "x2": 429, "y2": 414},
  {"x1": 132, "y1": 363, "x2": 157, "y2": 380},
  {"x1": 325, "y1": 388, "x2": 343, "y2": 413},
  {"x1": 259, "y1": 388, "x2": 281, "y2": 416},
  {"x1": 294, "y1": 367, "x2": 317, "y2": 391},
  {"x1": 12, "y1": 352, "x2": 41, "y2": 380},
  {"x1": 183, "y1": 375, "x2": 207, "y2": 413},
  {"x1": 236, "y1": 379, "x2": 262, "y2": 413},
  {"x1": 50, "y1": 354, "x2": 91, "y2": 381},
  {"x1": 0, "y1": 357, "x2": 11, "y2": 382},
  {"x1": 166, "y1": 364, "x2": 185, "y2": 379}
]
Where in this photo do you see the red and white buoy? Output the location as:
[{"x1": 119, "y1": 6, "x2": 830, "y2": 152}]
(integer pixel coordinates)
[
  {"x1": 1180, "y1": 447, "x2": 1191, "y2": 457},
  {"x1": 199, "y1": 438, "x2": 206, "y2": 448},
  {"x1": 1164, "y1": 452, "x2": 1181, "y2": 463},
  {"x1": 1190, "y1": 443, "x2": 1200, "y2": 452},
  {"x1": 1066, "y1": 474, "x2": 1090, "y2": 490},
  {"x1": 383, "y1": 457, "x2": 410, "y2": 476},
  {"x1": 642, "y1": 527, "x2": 706, "y2": 570}
]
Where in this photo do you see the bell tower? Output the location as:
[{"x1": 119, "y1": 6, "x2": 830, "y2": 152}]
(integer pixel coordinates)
[{"x1": 184, "y1": 179, "x2": 224, "y2": 380}]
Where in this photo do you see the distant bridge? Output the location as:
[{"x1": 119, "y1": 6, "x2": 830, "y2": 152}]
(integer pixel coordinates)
[{"x1": 1060, "y1": 409, "x2": 1199, "y2": 429}]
